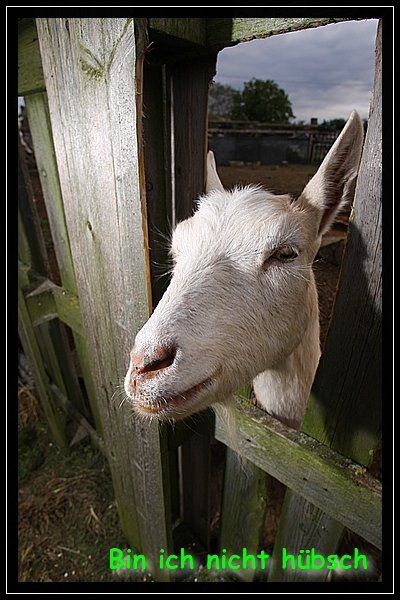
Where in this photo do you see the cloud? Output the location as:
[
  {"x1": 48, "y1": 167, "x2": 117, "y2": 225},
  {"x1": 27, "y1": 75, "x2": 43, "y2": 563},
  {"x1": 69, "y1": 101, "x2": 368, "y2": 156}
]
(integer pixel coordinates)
[{"x1": 214, "y1": 19, "x2": 378, "y2": 122}]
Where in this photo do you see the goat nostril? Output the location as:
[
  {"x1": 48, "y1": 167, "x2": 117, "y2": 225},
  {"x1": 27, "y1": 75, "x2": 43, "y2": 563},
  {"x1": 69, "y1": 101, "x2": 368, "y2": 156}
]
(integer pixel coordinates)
[
  {"x1": 132, "y1": 344, "x2": 176, "y2": 376},
  {"x1": 143, "y1": 354, "x2": 174, "y2": 374}
]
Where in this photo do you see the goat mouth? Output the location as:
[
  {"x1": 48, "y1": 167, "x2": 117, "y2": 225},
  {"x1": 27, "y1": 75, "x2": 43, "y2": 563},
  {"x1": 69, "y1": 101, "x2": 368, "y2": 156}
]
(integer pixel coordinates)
[{"x1": 133, "y1": 368, "x2": 221, "y2": 416}]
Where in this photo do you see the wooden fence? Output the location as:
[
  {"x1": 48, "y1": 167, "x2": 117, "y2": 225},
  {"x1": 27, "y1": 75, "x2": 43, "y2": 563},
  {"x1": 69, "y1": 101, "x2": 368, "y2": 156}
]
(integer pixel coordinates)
[{"x1": 18, "y1": 17, "x2": 382, "y2": 583}]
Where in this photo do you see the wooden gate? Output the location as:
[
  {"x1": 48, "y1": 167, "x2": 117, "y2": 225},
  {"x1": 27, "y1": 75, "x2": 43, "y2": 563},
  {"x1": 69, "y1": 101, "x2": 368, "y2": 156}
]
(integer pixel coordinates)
[{"x1": 18, "y1": 17, "x2": 382, "y2": 583}]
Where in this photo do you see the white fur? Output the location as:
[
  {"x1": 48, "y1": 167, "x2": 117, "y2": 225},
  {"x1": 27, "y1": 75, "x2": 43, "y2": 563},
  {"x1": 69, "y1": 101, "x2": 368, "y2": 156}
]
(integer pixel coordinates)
[{"x1": 124, "y1": 111, "x2": 363, "y2": 430}]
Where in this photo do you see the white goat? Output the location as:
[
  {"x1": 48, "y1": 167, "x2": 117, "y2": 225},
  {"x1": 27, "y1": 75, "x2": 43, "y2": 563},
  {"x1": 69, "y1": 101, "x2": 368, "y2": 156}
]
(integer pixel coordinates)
[{"x1": 124, "y1": 111, "x2": 363, "y2": 430}]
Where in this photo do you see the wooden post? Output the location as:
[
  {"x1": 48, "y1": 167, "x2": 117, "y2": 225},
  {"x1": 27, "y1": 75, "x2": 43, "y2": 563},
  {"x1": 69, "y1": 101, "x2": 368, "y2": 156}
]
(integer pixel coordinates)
[
  {"x1": 268, "y1": 20, "x2": 382, "y2": 582},
  {"x1": 18, "y1": 132, "x2": 72, "y2": 452},
  {"x1": 141, "y1": 34, "x2": 217, "y2": 551},
  {"x1": 169, "y1": 56, "x2": 217, "y2": 221},
  {"x1": 218, "y1": 449, "x2": 267, "y2": 581},
  {"x1": 302, "y1": 23, "x2": 382, "y2": 464},
  {"x1": 36, "y1": 18, "x2": 173, "y2": 580},
  {"x1": 166, "y1": 53, "x2": 218, "y2": 550}
]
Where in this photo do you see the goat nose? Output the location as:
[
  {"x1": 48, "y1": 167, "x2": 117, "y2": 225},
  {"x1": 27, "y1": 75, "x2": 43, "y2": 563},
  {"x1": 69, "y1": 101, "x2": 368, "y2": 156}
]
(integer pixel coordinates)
[{"x1": 130, "y1": 343, "x2": 176, "y2": 381}]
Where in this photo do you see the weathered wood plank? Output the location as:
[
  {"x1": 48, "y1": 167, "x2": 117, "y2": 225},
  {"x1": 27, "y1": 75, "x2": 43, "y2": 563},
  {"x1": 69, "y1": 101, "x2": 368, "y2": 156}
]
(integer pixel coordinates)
[
  {"x1": 180, "y1": 412, "x2": 215, "y2": 550},
  {"x1": 36, "y1": 18, "x2": 173, "y2": 580},
  {"x1": 149, "y1": 18, "x2": 207, "y2": 46},
  {"x1": 302, "y1": 19, "x2": 382, "y2": 466},
  {"x1": 19, "y1": 125, "x2": 87, "y2": 433},
  {"x1": 267, "y1": 489, "x2": 344, "y2": 582},
  {"x1": 206, "y1": 17, "x2": 359, "y2": 49},
  {"x1": 266, "y1": 22, "x2": 382, "y2": 580},
  {"x1": 142, "y1": 63, "x2": 173, "y2": 307},
  {"x1": 23, "y1": 277, "x2": 58, "y2": 326},
  {"x1": 50, "y1": 382, "x2": 105, "y2": 454},
  {"x1": 34, "y1": 319, "x2": 89, "y2": 419},
  {"x1": 164, "y1": 54, "x2": 218, "y2": 551},
  {"x1": 23, "y1": 91, "x2": 103, "y2": 432},
  {"x1": 24, "y1": 93, "x2": 77, "y2": 295},
  {"x1": 218, "y1": 448, "x2": 267, "y2": 582},
  {"x1": 215, "y1": 401, "x2": 381, "y2": 550},
  {"x1": 18, "y1": 286, "x2": 70, "y2": 453},
  {"x1": 18, "y1": 18, "x2": 45, "y2": 96},
  {"x1": 148, "y1": 18, "x2": 359, "y2": 56},
  {"x1": 169, "y1": 55, "x2": 217, "y2": 221},
  {"x1": 18, "y1": 132, "x2": 49, "y2": 276},
  {"x1": 22, "y1": 274, "x2": 84, "y2": 337}
]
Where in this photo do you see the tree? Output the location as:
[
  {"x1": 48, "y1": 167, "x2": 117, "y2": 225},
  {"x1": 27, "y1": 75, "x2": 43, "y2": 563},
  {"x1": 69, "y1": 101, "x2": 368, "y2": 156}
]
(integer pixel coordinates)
[
  {"x1": 317, "y1": 118, "x2": 346, "y2": 131},
  {"x1": 208, "y1": 82, "x2": 236, "y2": 120},
  {"x1": 231, "y1": 78, "x2": 295, "y2": 124}
]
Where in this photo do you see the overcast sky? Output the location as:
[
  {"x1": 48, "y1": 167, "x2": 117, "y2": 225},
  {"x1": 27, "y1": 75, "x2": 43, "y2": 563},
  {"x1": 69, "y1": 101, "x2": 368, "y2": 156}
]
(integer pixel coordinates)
[{"x1": 214, "y1": 19, "x2": 378, "y2": 123}]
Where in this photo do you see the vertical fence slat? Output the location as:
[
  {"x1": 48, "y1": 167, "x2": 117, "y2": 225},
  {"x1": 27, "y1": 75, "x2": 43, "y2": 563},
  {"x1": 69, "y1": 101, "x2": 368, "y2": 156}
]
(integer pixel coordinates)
[
  {"x1": 142, "y1": 63, "x2": 173, "y2": 307},
  {"x1": 218, "y1": 449, "x2": 267, "y2": 581},
  {"x1": 166, "y1": 54, "x2": 218, "y2": 550},
  {"x1": 35, "y1": 18, "x2": 173, "y2": 580},
  {"x1": 18, "y1": 287, "x2": 70, "y2": 453},
  {"x1": 24, "y1": 93, "x2": 77, "y2": 294},
  {"x1": 18, "y1": 133, "x2": 49, "y2": 276},
  {"x1": 25, "y1": 89, "x2": 102, "y2": 432},
  {"x1": 268, "y1": 20, "x2": 382, "y2": 582},
  {"x1": 180, "y1": 413, "x2": 215, "y2": 550},
  {"x1": 170, "y1": 55, "x2": 217, "y2": 221},
  {"x1": 267, "y1": 490, "x2": 344, "y2": 582},
  {"x1": 302, "y1": 20, "x2": 382, "y2": 465},
  {"x1": 18, "y1": 132, "x2": 71, "y2": 453}
]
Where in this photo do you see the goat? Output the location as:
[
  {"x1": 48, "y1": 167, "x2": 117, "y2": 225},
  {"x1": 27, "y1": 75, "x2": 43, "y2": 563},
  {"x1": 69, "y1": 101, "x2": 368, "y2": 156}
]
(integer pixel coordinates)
[{"x1": 124, "y1": 111, "x2": 363, "y2": 431}]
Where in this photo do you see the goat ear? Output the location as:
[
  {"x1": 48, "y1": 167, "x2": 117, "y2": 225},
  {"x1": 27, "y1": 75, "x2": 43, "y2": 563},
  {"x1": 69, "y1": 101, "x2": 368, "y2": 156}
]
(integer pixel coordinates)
[
  {"x1": 206, "y1": 150, "x2": 225, "y2": 193},
  {"x1": 300, "y1": 110, "x2": 364, "y2": 236}
]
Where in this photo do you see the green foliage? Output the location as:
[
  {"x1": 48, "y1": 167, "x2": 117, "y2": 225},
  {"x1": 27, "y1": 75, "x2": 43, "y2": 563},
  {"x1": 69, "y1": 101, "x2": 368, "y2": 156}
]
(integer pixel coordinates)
[
  {"x1": 208, "y1": 82, "x2": 236, "y2": 120},
  {"x1": 209, "y1": 78, "x2": 295, "y2": 124},
  {"x1": 317, "y1": 118, "x2": 347, "y2": 131},
  {"x1": 231, "y1": 78, "x2": 295, "y2": 124}
]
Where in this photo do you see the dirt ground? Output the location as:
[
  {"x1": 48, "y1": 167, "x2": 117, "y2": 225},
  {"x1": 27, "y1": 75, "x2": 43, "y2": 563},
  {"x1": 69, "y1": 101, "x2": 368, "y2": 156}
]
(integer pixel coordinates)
[{"x1": 17, "y1": 162, "x2": 382, "y2": 585}]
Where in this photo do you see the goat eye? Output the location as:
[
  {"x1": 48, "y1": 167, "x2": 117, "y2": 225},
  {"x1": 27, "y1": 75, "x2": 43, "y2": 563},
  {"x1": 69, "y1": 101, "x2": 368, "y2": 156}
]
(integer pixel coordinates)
[{"x1": 272, "y1": 246, "x2": 298, "y2": 261}]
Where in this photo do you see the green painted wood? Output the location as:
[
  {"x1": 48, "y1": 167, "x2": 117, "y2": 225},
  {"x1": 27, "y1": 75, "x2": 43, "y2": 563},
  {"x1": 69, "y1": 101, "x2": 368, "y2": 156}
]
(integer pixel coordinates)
[
  {"x1": 35, "y1": 17, "x2": 173, "y2": 581},
  {"x1": 18, "y1": 18, "x2": 45, "y2": 96},
  {"x1": 215, "y1": 401, "x2": 381, "y2": 550},
  {"x1": 22, "y1": 272, "x2": 85, "y2": 337}
]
